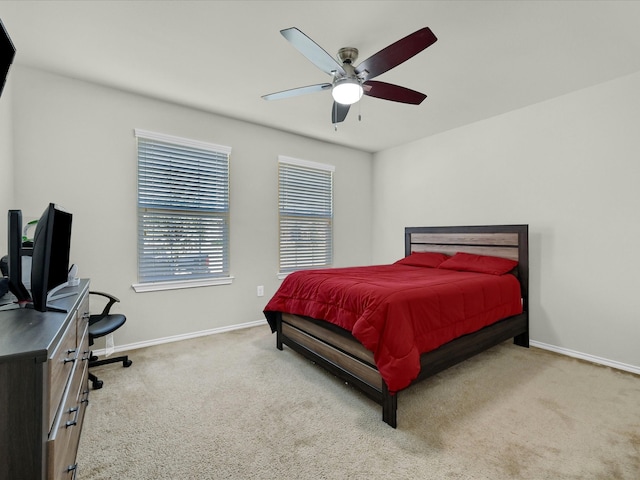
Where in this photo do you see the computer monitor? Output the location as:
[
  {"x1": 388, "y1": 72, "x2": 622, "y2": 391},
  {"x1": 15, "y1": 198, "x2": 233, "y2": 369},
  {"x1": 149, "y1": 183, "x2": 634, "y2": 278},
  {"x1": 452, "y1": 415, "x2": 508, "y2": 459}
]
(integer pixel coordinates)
[
  {"x1": 7, "y1": 210, "x2": 31, "y2": 303},
  {"x1": 30, "y1": 203, "x2": 73, "y2": 312}
]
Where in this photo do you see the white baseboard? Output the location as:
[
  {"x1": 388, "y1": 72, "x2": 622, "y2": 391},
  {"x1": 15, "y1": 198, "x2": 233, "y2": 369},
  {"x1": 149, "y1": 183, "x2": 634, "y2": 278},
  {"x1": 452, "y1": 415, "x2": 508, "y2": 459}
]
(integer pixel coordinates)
[
  {"x1": 93, "y1": 322, "x2": 639, "y2": 377},
  {"x1": 91, "y1": 319, "x2": 268, "y2": 357},
  {"x1": 530, "y1": 340, "x2": 640, "y2": 376}
]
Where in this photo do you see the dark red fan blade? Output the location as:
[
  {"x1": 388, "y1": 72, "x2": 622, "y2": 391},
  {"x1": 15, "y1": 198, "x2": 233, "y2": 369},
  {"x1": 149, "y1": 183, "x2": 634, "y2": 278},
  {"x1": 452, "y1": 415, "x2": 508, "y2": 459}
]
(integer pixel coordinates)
[
  {"x1": 281, "y1": 27, "x2": 346, "y2": 77},
  {"x1": 355, "y1": 27, "x2": 437, "y2": 81},
  {"x1": 363, "y1": 81, "x2": 426, "y2": 104},
  {"x1": 331, "y1": 102, "x2": 350, "y2": 124}
]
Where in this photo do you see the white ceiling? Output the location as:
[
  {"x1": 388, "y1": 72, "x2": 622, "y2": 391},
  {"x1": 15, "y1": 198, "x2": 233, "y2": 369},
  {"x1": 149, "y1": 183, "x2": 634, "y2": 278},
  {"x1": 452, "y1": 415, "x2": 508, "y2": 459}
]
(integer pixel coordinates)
[{"x1": 2, "y1": 1, "x2": 640, "y2": 153}]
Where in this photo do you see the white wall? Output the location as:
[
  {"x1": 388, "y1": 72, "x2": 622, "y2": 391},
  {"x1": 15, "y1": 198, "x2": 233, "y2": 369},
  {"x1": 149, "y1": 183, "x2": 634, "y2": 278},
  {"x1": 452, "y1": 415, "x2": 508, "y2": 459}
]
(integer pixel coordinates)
[
  {"x1": 372, "y1": 71, "x2": 640, "y2": 370},
  {"x1": 0, "y1": 75, "x2": 13, "y2": 252},
  {"x1": 7, "y1": 63, "x2": 639, "y2": 372},
  {"x1": 10, "y1": 66, "x2": 373, "y2": 347}
]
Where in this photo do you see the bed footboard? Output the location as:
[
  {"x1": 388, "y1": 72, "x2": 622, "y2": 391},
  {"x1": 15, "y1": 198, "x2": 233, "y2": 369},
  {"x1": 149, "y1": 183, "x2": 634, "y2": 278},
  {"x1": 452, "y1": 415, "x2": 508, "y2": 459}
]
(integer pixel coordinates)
[
  {"x1": 275, "y1": 311, "x2": 528, "y2": 428},
  {"x1": 276, "y1": 312, "x2": 398, "y2": 426}
]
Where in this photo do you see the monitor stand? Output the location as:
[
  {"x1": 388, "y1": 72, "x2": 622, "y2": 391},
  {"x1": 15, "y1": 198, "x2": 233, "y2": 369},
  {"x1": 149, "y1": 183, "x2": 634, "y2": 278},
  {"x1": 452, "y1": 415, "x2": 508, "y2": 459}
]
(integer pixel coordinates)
[
  {"x1": 45, "y1": 282, "x2": 77, "y2": 313},
  {"x1": 48, "y1": 281, "x2": 76, "y2": 302},
  {"x1": 0, "y1": 298, "x2": 32, "y2": 311},
  {"x1": 0, "y1": 292, "x2": 19, "y2": 311},
  {"x1": 0, "y1": 302, "x2": 20, "y2": 311}
]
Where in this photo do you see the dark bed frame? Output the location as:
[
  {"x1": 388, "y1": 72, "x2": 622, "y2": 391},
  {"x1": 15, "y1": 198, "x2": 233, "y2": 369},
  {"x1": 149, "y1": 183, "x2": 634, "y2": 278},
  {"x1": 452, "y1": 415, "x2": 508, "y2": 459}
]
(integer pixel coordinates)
[{"x1": 272, "y1": 224, "x2": 529, "y2": 428}]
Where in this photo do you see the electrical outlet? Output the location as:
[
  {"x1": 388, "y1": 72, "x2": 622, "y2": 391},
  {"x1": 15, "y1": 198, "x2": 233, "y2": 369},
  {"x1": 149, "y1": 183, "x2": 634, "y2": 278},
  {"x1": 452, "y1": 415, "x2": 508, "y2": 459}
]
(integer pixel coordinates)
[{"x1": 257, "y1": 285, "x2": 264, "y2": 297}]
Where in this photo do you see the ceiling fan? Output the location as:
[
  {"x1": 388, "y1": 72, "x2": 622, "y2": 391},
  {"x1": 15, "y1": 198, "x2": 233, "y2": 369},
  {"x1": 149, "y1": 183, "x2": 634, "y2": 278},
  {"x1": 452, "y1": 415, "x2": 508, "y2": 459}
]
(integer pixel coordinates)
[{"x1": 262, "y1": 27, "x2": 438, "y2": 124}]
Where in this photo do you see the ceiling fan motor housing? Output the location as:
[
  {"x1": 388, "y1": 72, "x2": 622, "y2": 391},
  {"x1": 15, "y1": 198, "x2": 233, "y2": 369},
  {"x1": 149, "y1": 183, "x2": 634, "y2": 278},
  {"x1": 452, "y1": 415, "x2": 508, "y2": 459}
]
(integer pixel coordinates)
[{"x1": 337, "y1": 47, "x2": 359, "y2": 65}]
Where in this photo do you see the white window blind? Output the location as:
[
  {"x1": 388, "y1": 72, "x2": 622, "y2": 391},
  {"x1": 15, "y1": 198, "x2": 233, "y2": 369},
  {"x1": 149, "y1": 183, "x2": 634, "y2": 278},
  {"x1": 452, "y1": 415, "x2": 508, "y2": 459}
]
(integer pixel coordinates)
[
  {"x1": 278, "y1": 156, "x2": 334, "y2": 274},
  {"x1": 135, "y1": 129, "x2": 231, "y2": 288}
]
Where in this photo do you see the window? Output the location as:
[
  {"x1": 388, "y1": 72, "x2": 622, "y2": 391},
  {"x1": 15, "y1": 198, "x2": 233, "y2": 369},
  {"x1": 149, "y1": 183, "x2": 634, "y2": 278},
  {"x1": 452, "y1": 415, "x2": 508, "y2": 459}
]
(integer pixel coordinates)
[
  {"x1": 133, "y1": 129, "x2": 232, "y2": 292},
  {"x1": 278, "y1": 156, "x2": 334, "y2": 275}
]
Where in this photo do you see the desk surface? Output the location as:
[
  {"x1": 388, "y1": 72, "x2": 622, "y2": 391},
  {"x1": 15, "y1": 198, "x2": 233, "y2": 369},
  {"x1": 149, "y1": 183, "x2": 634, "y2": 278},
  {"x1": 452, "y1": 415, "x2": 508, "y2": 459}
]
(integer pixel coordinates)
[{"x1": 0, "y1": 279, "x2": 89, "y2": 363}]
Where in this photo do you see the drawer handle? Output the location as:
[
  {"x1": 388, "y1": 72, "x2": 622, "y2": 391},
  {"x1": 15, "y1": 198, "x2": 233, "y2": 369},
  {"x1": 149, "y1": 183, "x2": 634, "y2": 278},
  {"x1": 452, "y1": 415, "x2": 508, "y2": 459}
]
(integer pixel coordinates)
[
  {"x1": 82, "y1": 312, "x2": 90, "y2": 320},
  {"x1": 64, "y1": 348, "x2": 77, "y2": 364},
  {"x1": 81, "y1": 390, "x2": 90, "y2": 405},
  {"x1": 67, "y1": 463, "x2": 78, "y2": 480},
  {"x1": 65, "y1": 407, "x2": 79, "y2": 428}
]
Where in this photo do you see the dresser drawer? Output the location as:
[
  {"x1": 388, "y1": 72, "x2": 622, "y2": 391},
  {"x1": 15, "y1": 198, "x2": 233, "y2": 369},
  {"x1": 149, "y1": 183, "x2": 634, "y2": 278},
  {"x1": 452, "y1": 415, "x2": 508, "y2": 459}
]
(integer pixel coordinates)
[
  {"x1": 47, "y1": 406, "x2": 80, "y2": 480},
  {"x1": 76, "y1": 294, "x2": 90, "y2": 342},
  {"x1": 74, "y1": 327, "x2": 90, "y2": 409},
  {"x1": 47, "y1": 361, "x2": 88, "y2": 480},
  {"x1": 48, "y1": 317, "x2": 78, "y2": 430},
  {"x1": 78, "y1": 326, "x2": 90, "y2": 397}
]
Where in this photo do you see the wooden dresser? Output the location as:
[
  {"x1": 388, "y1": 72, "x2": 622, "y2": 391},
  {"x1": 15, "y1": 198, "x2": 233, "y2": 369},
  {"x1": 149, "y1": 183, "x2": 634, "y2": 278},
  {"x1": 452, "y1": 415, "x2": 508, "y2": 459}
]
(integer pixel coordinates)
[{"x1": 0, "y1": 280, "x2": 90, "y2": 480}]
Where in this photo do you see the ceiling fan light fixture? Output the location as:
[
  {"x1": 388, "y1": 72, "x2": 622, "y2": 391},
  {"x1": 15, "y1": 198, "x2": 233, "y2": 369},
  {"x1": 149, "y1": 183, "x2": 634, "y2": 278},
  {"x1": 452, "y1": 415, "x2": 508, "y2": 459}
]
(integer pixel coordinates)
[{"x1": 332, "y1": 78, "x2": 363, "y2": 105}]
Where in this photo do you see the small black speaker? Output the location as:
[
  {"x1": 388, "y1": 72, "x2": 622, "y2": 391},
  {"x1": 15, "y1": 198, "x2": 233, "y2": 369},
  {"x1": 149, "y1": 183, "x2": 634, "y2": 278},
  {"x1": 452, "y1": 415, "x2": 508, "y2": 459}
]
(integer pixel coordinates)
[{"x1": 1, "y1": 19, "x2": 16, "y2": 98}]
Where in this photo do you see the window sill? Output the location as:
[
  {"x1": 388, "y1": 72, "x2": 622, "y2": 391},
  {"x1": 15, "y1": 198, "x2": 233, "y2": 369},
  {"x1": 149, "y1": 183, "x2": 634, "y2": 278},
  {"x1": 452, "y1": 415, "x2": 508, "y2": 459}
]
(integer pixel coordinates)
[
  {"x1": 277, "y1": 266, "x2": 332, "y2": 280},
  {"x1": 132, "y1": 276, "x2": 234, "y2": 293}
]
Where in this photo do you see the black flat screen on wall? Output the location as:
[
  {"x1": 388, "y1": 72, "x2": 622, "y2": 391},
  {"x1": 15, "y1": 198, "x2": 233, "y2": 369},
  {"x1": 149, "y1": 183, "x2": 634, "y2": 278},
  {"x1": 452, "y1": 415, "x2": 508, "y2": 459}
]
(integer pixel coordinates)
[{"x1": 1, "y1": 19, "x2": 16, "y2": 98}]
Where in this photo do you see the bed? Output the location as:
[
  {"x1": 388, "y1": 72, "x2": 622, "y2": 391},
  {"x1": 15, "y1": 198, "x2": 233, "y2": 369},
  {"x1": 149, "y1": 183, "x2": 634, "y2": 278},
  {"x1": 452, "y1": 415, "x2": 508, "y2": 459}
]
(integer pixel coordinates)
[{"x1": 264, "y1": 224, "x2": 529, "y2": 428}]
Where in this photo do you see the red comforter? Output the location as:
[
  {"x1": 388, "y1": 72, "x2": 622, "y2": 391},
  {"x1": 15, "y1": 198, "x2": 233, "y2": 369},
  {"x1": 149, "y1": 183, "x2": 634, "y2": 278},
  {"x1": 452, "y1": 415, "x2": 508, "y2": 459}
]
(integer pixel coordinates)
[{"x1": 263, "y1": 264, "x2": 522, "y2": 392}]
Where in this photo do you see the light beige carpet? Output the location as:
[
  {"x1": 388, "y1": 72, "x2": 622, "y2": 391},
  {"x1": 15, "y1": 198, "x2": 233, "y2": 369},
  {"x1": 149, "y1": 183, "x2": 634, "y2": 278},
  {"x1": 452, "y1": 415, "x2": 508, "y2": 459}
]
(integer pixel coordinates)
[{"x1": 77, "y1": 325, "x2": 639, "y2": 479}]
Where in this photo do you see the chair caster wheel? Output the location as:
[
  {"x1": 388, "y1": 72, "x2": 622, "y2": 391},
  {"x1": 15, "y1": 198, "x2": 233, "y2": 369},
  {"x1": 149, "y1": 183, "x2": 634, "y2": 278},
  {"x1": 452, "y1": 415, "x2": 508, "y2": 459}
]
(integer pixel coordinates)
[
  {"x1": 92, "y1": 380, "x2": 104, "y2": 390},
  {"x1": 124, "y1": 359, "x2": 133, "y2": 368}
]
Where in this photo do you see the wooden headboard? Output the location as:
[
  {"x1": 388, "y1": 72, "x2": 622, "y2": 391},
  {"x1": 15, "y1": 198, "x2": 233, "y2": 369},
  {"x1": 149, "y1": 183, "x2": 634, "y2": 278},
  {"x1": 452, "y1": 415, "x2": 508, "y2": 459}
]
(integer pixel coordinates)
[{"x1": 405, "y1": 225, "x2": 529, "y2": 311}]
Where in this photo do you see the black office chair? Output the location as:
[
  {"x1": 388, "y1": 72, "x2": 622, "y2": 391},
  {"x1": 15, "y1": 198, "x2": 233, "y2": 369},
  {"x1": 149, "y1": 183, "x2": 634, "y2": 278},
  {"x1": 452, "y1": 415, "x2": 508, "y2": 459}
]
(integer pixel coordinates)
[{"x1": 88, "y1": 291, "x2": 132, "y2": 389}]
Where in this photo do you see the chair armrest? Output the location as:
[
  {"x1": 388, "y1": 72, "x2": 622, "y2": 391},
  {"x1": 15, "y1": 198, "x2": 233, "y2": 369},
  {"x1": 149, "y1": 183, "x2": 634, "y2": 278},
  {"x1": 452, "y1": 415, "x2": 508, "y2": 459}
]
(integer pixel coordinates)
[{"x1": 89, "y1": 291, "x2": 120, "y2": 317}]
